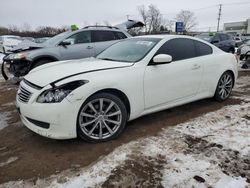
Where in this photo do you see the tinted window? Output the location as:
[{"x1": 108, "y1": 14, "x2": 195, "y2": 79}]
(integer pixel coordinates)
[
  {"x1": 156, "y1": 38, "x2": 196, "y2": 61},
  {"x1": 113, "y1": 31, "x2": 127, "y2": 40},
  {"x1": 65, "y1": 31, "x2": 91, "y2": 44},
  {"x1": 220, "y1": 34, "x2": 229, "y2": 41},
  {"x1": 212, "y1": 34, "x2": 220, "y2": 42},
  {"x1": 93, "y1": 30, "x2": 116, "y2": 42},
  {"x1": 195, "y1": 41, "x2": 212, "y2": 56}
]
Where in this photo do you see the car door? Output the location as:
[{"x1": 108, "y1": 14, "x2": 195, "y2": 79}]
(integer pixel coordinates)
[
  {"x1": 59, "y1": 30, "x2": 94, "y2": 60},
  {"x1": 144, "y1": 38, "x2": 203, "y2": 109},
  {"x1": 211, "y1": 34, "x2": 221, "y2": 48},
  {"x1": 92, "y1": 30, "x2": 126, "y2": 55},
  {"x1": 219, "y1": 34, "x2": 230, "y2": 52}
]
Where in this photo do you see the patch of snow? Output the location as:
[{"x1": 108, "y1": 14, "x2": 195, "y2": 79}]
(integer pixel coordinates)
[
  {"x1": 0, "y1": 112, "x2": 10, "y2": 130},
  {"x1": 0, "y1": 156, "x2": 18, "y2": 167},
  {"x1": 0, "y1": 53, "x2": 4, "y2": 65},
  {"x1": 215, "y1": 176, "x2": 248, "y2": 188}
]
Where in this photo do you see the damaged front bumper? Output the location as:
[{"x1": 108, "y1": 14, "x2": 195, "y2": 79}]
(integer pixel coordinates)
[{"x1": 1, "y1": 54, "x2": 32, "y2": 80}]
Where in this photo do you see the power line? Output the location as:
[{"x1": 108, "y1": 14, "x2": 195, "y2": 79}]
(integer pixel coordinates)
[{"x1": 223, "y1": 1, "x2": 250, "y2": 6}]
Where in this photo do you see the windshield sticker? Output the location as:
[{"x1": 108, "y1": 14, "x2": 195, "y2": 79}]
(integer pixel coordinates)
[{"x1": 136, "y1": 41, "x2": 153, "y2": 46}]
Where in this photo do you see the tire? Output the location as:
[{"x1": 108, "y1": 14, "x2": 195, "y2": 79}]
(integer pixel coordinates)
[
  {"x1": 31, "y1": 59, "x2": 52, "y2": 70},
  {"x1": 77, "y1": 93, "x2": 128, "y2": 142},
  {"x1": 214, "y1": 72, "x2": 234, "y2": 102}
]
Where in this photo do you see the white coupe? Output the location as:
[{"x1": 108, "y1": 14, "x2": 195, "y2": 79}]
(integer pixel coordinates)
[{"x1": 16, "y1": 35, "x2": 238, "y2": 142}]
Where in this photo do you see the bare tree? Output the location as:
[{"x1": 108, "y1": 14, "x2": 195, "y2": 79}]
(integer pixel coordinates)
[
  {"x1": 137, "y1": 4, "x2": 163, "y2": 34},
  {"x1": 8, "y1": 25, "x2": 19, "y2": 32},
  {"x1": 148, "y1": 4, "x2": 162, "y2": 33},
  {"x1": 21, "y1": 23, "x2": 32, "y2": 32},
  {"x1": 138, "y1": 5, "x2": 149, "y2": 33},
  {"x1": 175, "y1": 10, "x2": 198, "y2": 32}
]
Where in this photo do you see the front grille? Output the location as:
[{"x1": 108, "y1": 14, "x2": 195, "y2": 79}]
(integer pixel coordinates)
[{"x1": 18, "y1": 86, "x2": 32, "y2": 103}]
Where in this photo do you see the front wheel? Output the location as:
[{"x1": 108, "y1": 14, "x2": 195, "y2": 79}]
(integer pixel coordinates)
[
  {"x1": 214, "y1": 72, "x2": 234, "y2": 102},
  {"x1": 77, "y1": 93, "x2": 128, "y2": 142}
]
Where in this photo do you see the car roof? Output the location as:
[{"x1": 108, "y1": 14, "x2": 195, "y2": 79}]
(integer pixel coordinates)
[
  {"x1": 78, "y1": 26, "x2": 124, "y2": 32},
  {"x1": 134, "y1": 34, "x2": 202, "y2": 40}
]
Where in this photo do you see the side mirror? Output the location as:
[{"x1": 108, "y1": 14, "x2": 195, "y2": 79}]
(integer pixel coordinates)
[
  {"x1": 59, "y1": 41, "x2": 71, "y2": 46},
  {"x1": 211, "y1": 40, "x2": 219, "y2": 44},
  {"x1": 153, "y1": 54, "x2": 172, "y2": 64}
]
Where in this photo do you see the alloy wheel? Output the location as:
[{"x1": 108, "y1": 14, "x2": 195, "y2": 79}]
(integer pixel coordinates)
[
  {"x1": 78, "y1": 98, "x2": 122, "y2": 140},
  {"x1": 218, "y1": 73, "x2": 233, "y2": 100}
]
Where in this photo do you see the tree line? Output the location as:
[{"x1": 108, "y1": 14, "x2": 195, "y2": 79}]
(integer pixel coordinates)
[
  {"x1": 0, "y1": 25, "x2": 68, "y2": 38},
  {"x1": 0, "y1": 4, "x2": 198, "y2": 38}
]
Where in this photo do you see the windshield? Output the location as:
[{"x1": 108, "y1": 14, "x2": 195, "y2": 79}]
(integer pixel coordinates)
[
  {"x1": 196, "y1": 33, "x2": 213, "y2": 42},
  {"x1": 97, "y1": 38, "x2": 161, "y2": 63},
  {"x1": 43, "y1": 31, "x2": 71, "y2": 46}
]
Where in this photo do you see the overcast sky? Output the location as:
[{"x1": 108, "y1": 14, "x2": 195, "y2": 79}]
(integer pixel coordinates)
[{"x1": 1, "y1": 0, "x2": 249, "y2": 31}]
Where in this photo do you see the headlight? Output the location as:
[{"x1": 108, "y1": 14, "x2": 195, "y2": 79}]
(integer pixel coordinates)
[
  {"x1": 13, "y1": 52, "x2": 27, "y2": 60},
  {"x1": 37, "y1": 80, "x2": 88, "y2": 103}
]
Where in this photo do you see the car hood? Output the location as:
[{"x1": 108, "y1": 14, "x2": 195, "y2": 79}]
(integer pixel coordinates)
[
  {"x1": 10, "y1": 40, "x2": 45, "y2": 52},
  {"x1": 25, "y1": 58, "x2": 133, "y2": 87}
]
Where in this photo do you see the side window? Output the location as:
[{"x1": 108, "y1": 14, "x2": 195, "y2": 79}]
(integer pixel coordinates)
[
  {"x1": 93, "y1": 30, "x2": 116, "y2": 42},
  {"x1": 155, "y1": 38, "x2": 196, "y2": 61},
  {"x1": 64, "y1": 31, "x2": 91, "y2": 45},
  {"x1": 212, "y1": 34, "x2": 220, "y2": 42},
  {"x1": 220, "y1": 34, "x2": 228, "y2": 41},
  {"x1": 113, "y1": 32, "x2": 127, "y2": 40},
  {"x1": 195, "y1": 41, "x2": 212, "y2": 56}
]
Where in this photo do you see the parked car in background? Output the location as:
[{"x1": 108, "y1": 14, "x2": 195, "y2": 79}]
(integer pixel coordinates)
[
  {"x1": 16, "y1": 35, "x2": 238, "y2": 142},
  {"x1": 237, "y1": 39, "x2": 250, "y2": 60},
  {"x1": 2, "y1": 19, "x2": 145, "y2": 80},
  {"x1": 0, "y1": 35, "x2": 23, "y2": 53},
  {"x1": 234, "y1": 36, "x2": 243, "y2": 47},
  {"x1": 196, "y1": 32, "x2": 235, "y2": 53},
  {"x1": 2, "y1": 26, "x2": 131, "y2": 79},
  {"x1": 35, "y1": 37, "x2": 50, "y2": 43},
  {"x1": 23, "y1": 37, "x2": 35, "y2": 42}
]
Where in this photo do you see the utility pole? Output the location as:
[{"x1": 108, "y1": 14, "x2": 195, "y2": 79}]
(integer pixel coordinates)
[
  {"x1": 126, "y1": 15, "x2": 130, "y2": 20},
  {"x1": 217, "y1": 4, "x2": 222, "y2": 32}
]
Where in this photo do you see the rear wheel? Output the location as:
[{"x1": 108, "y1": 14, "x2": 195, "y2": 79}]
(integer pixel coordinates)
[
  {"x1": 77, "y1": 93, "x2": 127, "y2": 142},
  {"x1": 214, "y1": 72, "x2": 234, "y2": 102}
]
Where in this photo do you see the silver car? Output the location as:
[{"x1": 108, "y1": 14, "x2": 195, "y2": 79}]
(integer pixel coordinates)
[{"x1": 2, "y1": 26, "x2": 131, "y2": 79}]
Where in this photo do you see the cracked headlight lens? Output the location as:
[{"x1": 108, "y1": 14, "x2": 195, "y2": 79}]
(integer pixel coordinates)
[
  {"x1": 13, "y1": 52, "x2": 28, "y2": 60},
  {"x1": 37, "y1": 80, "x2": 88, "y2": 103}
]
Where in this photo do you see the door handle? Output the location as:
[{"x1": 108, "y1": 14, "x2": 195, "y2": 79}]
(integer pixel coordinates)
[
  {"x1": 86, "y1": 46, "x2": 93, "y2": 49},
  {"x1": 192, "y1": 64, "x2": 201, "y2": 70}
]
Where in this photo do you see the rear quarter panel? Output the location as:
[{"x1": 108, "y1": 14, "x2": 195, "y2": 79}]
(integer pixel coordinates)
[{"x1": 200, "y1": 51, "x2": 238, "y2": 97}]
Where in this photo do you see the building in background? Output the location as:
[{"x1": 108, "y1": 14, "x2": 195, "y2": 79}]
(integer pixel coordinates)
[{"x1": 223, "y1": 18, "x2": 250, "y2": 36}]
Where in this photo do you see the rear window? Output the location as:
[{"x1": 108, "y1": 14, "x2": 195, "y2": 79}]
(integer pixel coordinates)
[
  {"x1": 93, "y1": 30, "x2": 116, "y2": 42},
  {"x1": 194, "y1": 41, "x2": 213, "y2": 56},
  {"x1": 113, "y1": 31, "x2": 127, "y2": 39}
]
